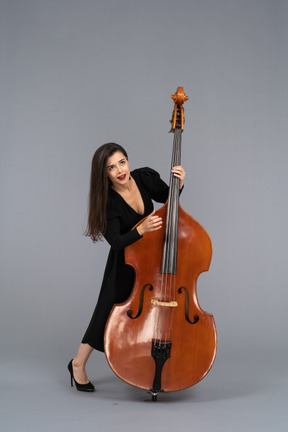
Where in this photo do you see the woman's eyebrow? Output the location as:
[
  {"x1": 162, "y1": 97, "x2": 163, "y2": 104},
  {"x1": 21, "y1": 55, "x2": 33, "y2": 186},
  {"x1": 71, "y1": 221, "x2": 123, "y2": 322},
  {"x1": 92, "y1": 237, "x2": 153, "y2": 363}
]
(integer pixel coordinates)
[{"x1": 107, "y1": 158, "x2": 125, "y2": 168}]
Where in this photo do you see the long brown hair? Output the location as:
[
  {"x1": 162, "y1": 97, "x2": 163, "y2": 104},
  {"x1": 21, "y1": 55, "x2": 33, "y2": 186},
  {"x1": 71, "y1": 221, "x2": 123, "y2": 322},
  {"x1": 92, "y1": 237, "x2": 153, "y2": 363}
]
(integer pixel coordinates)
[{"x1": 85, "y1": 143, "x2": 128, "y2": 242}]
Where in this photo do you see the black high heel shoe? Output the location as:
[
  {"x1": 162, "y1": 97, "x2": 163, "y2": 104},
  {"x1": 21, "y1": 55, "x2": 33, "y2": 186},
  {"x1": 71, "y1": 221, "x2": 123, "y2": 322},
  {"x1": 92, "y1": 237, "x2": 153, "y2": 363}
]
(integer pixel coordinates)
[{"x1": 68, "y1": 359, "x2": 95, "y2": 392}]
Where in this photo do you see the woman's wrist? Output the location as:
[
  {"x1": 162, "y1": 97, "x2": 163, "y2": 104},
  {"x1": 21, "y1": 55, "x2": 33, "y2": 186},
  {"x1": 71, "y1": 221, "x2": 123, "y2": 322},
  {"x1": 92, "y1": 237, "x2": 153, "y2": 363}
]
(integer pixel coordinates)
[{"x1": 136, "y1": 225, "x2": 144, "y2": 236}]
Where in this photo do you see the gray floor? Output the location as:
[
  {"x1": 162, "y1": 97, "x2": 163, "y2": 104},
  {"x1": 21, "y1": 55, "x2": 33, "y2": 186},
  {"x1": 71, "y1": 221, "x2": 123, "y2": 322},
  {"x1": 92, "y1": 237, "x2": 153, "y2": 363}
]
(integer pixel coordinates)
[{"x1": 1, "y1": 349, "x2": 287, "y2": 432}]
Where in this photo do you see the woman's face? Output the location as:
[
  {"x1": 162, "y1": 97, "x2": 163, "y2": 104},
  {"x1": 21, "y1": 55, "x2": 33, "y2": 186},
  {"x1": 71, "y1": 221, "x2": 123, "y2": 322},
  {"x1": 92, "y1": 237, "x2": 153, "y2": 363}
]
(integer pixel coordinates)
[{"x1": 106, "y1": 151, "x2": 130, "y2": 188}]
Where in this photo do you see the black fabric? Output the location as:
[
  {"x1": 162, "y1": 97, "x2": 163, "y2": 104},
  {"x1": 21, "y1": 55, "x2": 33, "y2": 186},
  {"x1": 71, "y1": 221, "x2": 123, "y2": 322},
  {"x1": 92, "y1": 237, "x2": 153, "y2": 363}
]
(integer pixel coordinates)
[{"x1": 81, "y1": 167, "x2": 169, "y2": 352}]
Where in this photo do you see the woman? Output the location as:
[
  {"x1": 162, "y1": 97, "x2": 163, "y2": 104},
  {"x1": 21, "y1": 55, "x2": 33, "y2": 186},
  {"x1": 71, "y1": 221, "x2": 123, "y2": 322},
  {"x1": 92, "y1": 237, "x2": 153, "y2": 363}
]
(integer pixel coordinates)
[{"x1": 68, "y1": 142, "x2": 185, "y2": 391}]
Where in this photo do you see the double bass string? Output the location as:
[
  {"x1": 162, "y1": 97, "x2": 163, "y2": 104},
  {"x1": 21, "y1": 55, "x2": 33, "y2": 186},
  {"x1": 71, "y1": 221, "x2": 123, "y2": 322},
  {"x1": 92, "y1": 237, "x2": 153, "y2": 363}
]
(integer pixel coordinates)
[
  {"x1": 166, "y1": 130, "x2": 181, "y2": 343},
  {"x1": 153, "y1": 129, "x2": 182, "y2": 345},
  {"x1": 153, "y1": 145, "x2": 173, "y2": 343}
]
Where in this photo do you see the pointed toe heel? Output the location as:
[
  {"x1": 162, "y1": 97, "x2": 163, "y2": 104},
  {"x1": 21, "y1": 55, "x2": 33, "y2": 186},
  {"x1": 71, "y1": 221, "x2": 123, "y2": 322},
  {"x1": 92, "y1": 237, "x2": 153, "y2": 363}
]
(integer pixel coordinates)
[{"x1": 67, "y1": 360, "x2": 95, "y2": 392}]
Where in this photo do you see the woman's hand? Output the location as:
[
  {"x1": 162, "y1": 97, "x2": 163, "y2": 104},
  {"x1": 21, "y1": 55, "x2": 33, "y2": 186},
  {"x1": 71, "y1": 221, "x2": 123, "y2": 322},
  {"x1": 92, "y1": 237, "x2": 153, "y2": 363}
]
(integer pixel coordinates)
[
  {"x1": 136, "y1": 210, "x2": 162, "y2": 236},
  {"x1": 171, "y1": 165, "x2": 185, "y2": 189}
]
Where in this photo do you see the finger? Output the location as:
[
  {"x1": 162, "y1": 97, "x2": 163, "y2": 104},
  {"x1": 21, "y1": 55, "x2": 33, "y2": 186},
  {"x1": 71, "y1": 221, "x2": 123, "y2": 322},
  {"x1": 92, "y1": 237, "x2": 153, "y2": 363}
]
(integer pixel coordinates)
[
  {"x1": 153, "y1": 218, "x2": 162, "y2": 225},
  {"x1": 172, "y1": 165, "x2": 185, "y2": 171},
  {"x1": 150, "y1": 217, "x2": 162, "y2": 226},
  {"x1": 172, "y1": 172, "x2": 182, "y2": 179},
  {"x1": 151, "y1": 222, "x2": 162, "y2": 231},
  {"x1": 146, "y1": 211, "x2": 156, "y2": 222},
  {"x1": 172, "y1": 168, "x2": 185, "y2": 176},
  {"x1": 152, "y1": 226, "x2": 162, "y2": 231},
  {"x1": 151, "y1": 217, "x2": 162, "y2": 226}
]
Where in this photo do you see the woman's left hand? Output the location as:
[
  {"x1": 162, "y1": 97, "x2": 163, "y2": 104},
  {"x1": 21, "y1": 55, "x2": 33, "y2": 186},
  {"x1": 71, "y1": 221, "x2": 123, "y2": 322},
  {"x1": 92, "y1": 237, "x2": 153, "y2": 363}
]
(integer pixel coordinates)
[{"x1": 172, "y1": 166, "x2": 185, "y2": 190}]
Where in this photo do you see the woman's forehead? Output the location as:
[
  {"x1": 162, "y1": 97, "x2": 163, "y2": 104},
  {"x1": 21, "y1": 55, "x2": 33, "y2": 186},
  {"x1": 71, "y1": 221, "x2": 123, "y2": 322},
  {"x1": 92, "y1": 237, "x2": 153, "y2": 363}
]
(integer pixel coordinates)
[{"x1": 107, "y1": 151, "x2": 126, "y2": 166}]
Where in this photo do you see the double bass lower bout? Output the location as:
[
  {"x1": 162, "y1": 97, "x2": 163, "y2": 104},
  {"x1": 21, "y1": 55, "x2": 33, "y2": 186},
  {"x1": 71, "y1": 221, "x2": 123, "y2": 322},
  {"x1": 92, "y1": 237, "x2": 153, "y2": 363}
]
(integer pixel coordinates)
[{"x1": 104, "y1": 87, "x2": 217, "y2": 400}]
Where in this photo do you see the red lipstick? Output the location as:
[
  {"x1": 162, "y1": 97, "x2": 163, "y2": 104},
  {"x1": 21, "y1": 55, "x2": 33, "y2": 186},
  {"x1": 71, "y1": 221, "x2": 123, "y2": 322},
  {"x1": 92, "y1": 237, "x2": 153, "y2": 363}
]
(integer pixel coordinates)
[{"x1": 117, "y1": 174, "x2": 126, "y2": 181}]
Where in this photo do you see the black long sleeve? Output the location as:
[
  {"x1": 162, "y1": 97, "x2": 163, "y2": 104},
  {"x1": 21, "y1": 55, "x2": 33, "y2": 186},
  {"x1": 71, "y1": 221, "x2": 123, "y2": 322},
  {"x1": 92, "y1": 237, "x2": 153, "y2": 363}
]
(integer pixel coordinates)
[{"x1": 104, "y1": 215, "x2": 142, "y2": 251}]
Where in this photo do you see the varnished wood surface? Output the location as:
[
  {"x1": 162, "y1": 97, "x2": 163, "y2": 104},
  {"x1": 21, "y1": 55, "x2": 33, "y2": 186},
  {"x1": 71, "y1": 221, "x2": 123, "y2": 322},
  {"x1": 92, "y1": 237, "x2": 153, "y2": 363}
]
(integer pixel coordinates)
[{"x1": 104, "y1": 204, "x2": 217, "y2": 392}]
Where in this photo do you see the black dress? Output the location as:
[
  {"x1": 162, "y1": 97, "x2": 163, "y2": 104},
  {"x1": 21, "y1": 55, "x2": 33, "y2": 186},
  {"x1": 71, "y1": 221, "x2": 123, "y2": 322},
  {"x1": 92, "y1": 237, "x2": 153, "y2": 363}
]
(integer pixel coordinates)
[{"x1": 82, "y1": 167, "x2": 169, "y2": 352}]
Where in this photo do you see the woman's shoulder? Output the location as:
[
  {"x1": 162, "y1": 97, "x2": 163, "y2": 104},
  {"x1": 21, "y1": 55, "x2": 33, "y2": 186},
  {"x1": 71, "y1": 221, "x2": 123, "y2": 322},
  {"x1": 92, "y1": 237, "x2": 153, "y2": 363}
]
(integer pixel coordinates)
[
  {"x1": 131, "y1": 167, "x2": 161, "y2": 182},
  {"x1": 107, "y1": 188, "x2": 121, "y2": 215},
  {"x1": 132, "y1": 167, "x2": 168, "y2": 199}
]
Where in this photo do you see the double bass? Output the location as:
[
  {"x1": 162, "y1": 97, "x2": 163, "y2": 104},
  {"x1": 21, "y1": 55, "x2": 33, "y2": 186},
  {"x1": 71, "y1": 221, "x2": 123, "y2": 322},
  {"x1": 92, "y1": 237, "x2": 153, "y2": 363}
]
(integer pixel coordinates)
[{"x1": 104, "y1": 87, "x2": 217, "y2": 400}]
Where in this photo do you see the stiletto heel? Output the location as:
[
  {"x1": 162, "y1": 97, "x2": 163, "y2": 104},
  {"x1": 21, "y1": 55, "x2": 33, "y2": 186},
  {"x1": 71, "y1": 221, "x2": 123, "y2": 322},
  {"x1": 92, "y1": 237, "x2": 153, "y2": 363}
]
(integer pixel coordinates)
[{"x1": 67, "y1": 359, "x2": 95, "y2": 392}]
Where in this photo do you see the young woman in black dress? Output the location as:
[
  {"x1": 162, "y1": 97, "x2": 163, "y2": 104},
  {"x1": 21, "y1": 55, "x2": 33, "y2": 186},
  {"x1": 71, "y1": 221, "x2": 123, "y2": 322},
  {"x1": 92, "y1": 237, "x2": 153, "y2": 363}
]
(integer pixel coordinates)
[{"x1": 68, "y1": 142, "x2": 185, "y2": 391}]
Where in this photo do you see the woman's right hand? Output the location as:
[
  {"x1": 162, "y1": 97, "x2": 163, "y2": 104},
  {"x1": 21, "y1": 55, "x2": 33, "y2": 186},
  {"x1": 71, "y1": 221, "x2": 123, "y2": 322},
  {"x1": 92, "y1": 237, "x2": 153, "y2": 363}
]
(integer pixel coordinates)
[{"x1": 136, "y1": 210, "x2": 163, "y2": 236}]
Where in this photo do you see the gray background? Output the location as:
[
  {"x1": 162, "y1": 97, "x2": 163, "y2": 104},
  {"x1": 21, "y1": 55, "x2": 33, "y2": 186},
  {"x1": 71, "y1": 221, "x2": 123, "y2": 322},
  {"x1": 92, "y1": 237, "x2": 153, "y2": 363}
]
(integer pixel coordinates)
[{"x1": 1, "y1": 0, "x2": 287, "y2": 431}]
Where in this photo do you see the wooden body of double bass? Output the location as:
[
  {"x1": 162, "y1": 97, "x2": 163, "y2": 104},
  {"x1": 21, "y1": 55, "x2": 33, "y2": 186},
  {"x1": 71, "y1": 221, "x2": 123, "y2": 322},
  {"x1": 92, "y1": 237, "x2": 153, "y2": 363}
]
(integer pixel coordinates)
[{"x1": 104, "y1": 203, "x2": 217, "y2": 392}]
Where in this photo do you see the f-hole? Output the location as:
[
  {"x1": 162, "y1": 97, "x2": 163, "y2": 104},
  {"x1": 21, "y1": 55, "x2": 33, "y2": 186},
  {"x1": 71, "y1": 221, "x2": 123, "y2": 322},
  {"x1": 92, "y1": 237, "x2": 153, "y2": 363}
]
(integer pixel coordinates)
[
  {"x1": 178, "y1": 287, "x2": 199, "y2": 324},
  {"x1": 127, "y1": 284, "x2": 153, "y2": 319}
]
